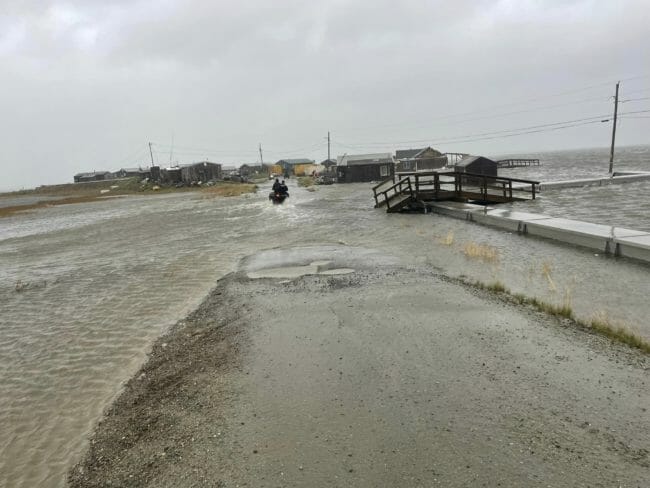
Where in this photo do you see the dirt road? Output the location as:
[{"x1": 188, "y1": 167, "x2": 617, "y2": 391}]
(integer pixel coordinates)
[{"x1": 69, "y1": 247, "x2": 649, "y2": 487}]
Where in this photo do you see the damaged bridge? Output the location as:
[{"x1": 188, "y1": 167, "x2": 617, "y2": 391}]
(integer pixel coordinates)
[{"x1": 372, "y1": 171, "x2": 539, "y2": 213}]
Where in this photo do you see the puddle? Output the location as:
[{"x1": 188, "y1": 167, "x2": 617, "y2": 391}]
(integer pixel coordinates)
[{"x1": 247, "y1": 260, "x2": 355, "y2": 279}]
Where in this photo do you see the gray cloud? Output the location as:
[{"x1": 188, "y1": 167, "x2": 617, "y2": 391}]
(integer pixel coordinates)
[{"x1": 1, "y1": 0, "x2": 648, "y2": 189}]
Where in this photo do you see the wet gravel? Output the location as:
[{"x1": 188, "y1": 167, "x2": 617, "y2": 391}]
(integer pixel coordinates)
[{"x1": 69, "y1": 255, "x2": 650, "y2": 487}]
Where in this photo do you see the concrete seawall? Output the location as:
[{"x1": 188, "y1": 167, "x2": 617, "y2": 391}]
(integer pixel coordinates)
[
  {"x1": 430, "y1": 201, "x2": 650, "y2": 264},
  {"x1": 538, "y1": 172, "x2": 650, "y2": 191}
]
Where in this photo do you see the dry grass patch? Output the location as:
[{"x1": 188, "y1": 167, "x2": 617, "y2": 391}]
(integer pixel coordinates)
[
  {"x1": 0, "y1": 195, "x2": 112, "y2": 218},
  {"x1": 201, "y1": 183, "x2": 257, "y2": 198},
  {"x1": 463, "y1": 241, "x2": 500, "y2": 263},
  {"x1": 467, "y1": 278, "x2": 650, "y2": 353},
  {"x1": 438, "y1": 231, "x2": 454, "y2": 246}
]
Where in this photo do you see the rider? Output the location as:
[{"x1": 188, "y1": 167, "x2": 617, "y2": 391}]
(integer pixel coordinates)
[
  {"x1": 279, "y1": 180, "x2": 288, "y2": 195},
  {"x1": 272, "y1": 178, "x2": 282, "y2": 193}
]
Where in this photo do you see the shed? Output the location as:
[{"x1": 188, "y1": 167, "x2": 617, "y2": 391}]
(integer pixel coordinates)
[
  {"x1": 454, "y1": 156, "x2": 497, "y2": 178},
  {"x1": 336, "y1": 153, "x2": 394, "y2": 183},
  {"x1": 73, "y1": 171, "x2": 112, "y2": 183},
  {"x1": 180, "y1": 161, "x2": 222, "y2": 183}
]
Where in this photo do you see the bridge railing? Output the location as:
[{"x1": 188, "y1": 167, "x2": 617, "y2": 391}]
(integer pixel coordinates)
[
  {"x1": 395, "y1": 171, "x2": 539, "y2": 201},
  {"x1": 372, "y1": 176, "x2": 413, "y2": 209}
]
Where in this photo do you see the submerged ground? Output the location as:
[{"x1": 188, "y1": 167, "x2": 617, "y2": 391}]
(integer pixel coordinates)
[{"x1": 69, "y1": 248, "x2": 649, "y2": 487}]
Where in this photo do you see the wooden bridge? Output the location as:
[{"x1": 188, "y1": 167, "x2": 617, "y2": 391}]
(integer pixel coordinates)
[
  {"x1": 372, "y1": 171, "x2": 539, "y2": 213},
  {"x1": 496, "y1": 158, "x2": 540, "y2": 168}
]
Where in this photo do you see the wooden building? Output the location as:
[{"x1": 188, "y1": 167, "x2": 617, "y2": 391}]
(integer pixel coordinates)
[
  {"x1": 113, "y1": 167, "x2": 151, "y2": 179},
  {"x1": 180, "y1": 161, "x2": 222, "y2": 183},
  {"x1": 73, "y1": 171, "x2": 112, "y2": 183},
  {"x1": 336, "y1": 153, "x2": 394, "y2": 183},
  {"x1": 395, "y1": 147, "x2": 447, "y2": 172},
  {"x1": 454, "y1": 156, "x2": 498, "y2": 178},
  {"x1": 276, "y1": 158, "x2": 315, "y2": 176}
]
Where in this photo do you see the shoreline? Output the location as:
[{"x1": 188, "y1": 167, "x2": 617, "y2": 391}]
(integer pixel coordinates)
[{"x1": 68, "y1": 257, "x2": 650, "y2": 487}]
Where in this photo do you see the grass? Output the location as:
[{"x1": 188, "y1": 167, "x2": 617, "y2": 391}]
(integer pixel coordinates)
[
  {"x1": 462, "y1": 242, "x2": 500, "y2": 263},
  {"x1": 1, "y1": 178, "x2": 258, "y2": 218},
  {"x1": 200, "y1": 183, "x2": 257, "y2": 198},
  {"x1": 466, "y1": 278, "x2": 650, "y2": 354},
  {"x1": 438, "y1": 231, "x2": 455, "y2": 246},
  {"x1": 297, "y1": 176, "x2": 315, "y2": 187}
]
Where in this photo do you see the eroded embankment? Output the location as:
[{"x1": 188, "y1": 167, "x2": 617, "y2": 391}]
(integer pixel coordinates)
[{"x1": 69, "y1": 249, "x2": 650, "y2": 487}]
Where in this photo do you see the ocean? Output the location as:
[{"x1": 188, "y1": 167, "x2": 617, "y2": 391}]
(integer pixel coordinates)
[{"x1": 0, "y1": 145, "x2": 649, "y2": 487}]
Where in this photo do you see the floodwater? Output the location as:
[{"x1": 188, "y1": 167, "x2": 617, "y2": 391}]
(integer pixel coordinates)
[
  {"x1": 499, "y1": 145, "x2": 650, "y2": 231},
  {"x1": 1, "y1": 146, "x2": 650, "y2": 487}
]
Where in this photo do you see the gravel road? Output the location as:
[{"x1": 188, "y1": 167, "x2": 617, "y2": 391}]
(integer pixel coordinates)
[{"x1": 69, "y1": 247, "x2": 649, "y2": 487}]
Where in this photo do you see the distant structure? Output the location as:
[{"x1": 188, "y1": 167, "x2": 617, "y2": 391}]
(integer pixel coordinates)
[
  {"x1": 276, "y1": 158, "x2": 315, "y2": 176},
  {"x1": 454, "y1": 156, "x2": 498, "y2": 180},
  {"x1": 395, "y1": 147, "x2": 447, "y2": 172},
  {"x1": 114, "y1": 167, "x2": 151, "y2": 179},
  {"x1": 320, "y1": 159, "x2": 337, "y2": 175},
  {"x1": 73, "y1": 171, "x2": 112, "y2": 183},
  {"x1": 336, "y1": 153, "x2": 394, "y2": 183},
  {"x1": 161, "y1": 161, "x2": 222, "y2": 184}
]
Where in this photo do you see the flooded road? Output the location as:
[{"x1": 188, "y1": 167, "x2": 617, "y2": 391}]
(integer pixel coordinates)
[{"x1": 1, "y1": 179, "x2": 650, "y2": 487}]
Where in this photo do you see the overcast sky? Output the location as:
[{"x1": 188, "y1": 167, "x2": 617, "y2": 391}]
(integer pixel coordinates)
[{"x1": 1, "y1": 0, "x2": 649, "y2": 190}]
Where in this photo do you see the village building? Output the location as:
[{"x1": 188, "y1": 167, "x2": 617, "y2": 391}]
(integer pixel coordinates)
[
  {"x1": 454, "y1": 155, "x2": 498, "y2": 178},
  {"x1": 336, "y1": 153, "x2": 394, "y2": 183},
  {"x1": 320, "y1": 159, "x2": 337, "y2": 174},
  {"x1": 180, "y1": 161, "x2": 222, "y2": 183},
  {"x1": 239, "y1": 163, "x2": 265, "y2": 178},
  {"x1": 73, "y1": 171, "x2": 113, "y2": 183},
  {"x1": 395, "y1": 147, "x2": 448, "y2": 172},
  {"x1": 221, "y1": 165, "x2": 239, "y2": 178},
  {"x1": 113, "y1": 167, "x2": 151, "y2": 179},
  {"x1": 276, "y1": 158, "x2": 315, "y2": 176},
  {"x1": 161, "y1": 161, "x2": 222, "y2": 184}
]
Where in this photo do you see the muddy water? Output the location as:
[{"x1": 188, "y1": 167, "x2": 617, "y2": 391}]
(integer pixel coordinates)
[{"x1": 1, "y1": 177, "x2": 650, "y2": 487}]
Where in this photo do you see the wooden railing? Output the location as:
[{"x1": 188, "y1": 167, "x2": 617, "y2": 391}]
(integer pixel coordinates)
[
  {"x1": 392, "y1": 171, "x2": 539, "y2": 202},
  {"x1": 373, "y1": 177, "x2": 413, "y2": 210},
  {"x1": 496, "y1": 158, "x2": 540, "y2": 168}
]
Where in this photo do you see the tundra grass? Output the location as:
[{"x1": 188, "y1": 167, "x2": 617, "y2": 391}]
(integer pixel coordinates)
[
  {"x1": 467, "y1": 279, "x2": 650, "y2": 354},
  {"x1": 1, "y1": 180, "x2": 257, "y2": 218}
]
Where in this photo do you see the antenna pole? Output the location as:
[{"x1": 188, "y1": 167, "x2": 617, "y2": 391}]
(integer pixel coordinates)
[
  {"x1": 608, "y1": 81, "x2": 619, "y2": 174},
  {"x1": 259, "y1": 143, "x2": 264, "y2": 165},
  {"x1": 148, "y1": 142, "x2": 155, "y2": 167}
]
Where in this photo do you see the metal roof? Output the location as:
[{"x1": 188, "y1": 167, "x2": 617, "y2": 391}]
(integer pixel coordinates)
[
  {"x1": 277, "y1": 158, "x2": 315, "y2": 165},
  {"x1": 336, "y1": 153, "x2": 393, "y2": 167}
]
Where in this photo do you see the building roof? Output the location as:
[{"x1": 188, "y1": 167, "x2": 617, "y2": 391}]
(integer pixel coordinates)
[
  {"x1": 395, "y1": 147, "x2": 442, "y2": 160},
  {"x1": 320, "y1": 159, "x2": 337, "y2": 166},
  {"x1": 337, "y1": 153, "x2": 393, "y2": 167},
  {"x1": 276, "y1": 158, "x2": 315, "y2": 165},
  {"x1": 118, "y1": 167, "x2": 148, "y2": 173},
  {"x1": 74, "y1": 171, "x2": 111, "y2": 177},
  {"x1": 395, "y1": 148, "x2": 423, "y2": 159},
  {"x1": 454, "y1": 156, "x2": 496, "y2": 168}
]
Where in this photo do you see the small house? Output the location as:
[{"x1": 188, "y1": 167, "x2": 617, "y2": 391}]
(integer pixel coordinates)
[
  {"x1": 114, "y1": 167, "x2": 151, "y2": 179},
  {"x1": 336, "y1": 153, "x2": 394, "y2": 183},
  {"x1": 239, "y1": 163, "x2": 265, "y2": 178},
  {"x1": 73, "y1": 171, "x2": 112, "y2": 183},
  {"x1": 276, "y1": 158, "x2": 315, "y2": 176},
  {"x1": 180, "y1": 161, "x2": 222, "y2": 183},
  {"x1": 320, "y1": 159, "x2": 337, "y2": 175},
  {"x1": 454, "y1": 156, "x2": 497, "y2": 178},
  {"x1": 395, "y1": 147, "x2": 447, "y2": 172}
]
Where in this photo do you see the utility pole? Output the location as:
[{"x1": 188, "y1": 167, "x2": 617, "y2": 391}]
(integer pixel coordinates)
[
  {"x1": 148, "y1": 142, "x2": 155, "y2": 167},
  {"x1": 609, "y1": 81, "x2": 619, "y2": 174},
  {"x1": 259, "y1": 143, "x2": 264, "y2": 166},
  {"x1": 327, "y1": 131, "x2": 331, "y2": 161},
  {"x1": 169, "y1": 134, "x2": 174, "y2": 164}
]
